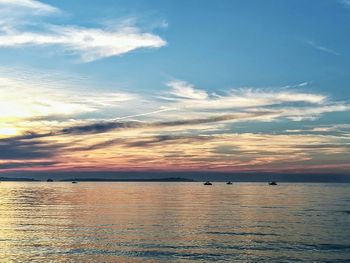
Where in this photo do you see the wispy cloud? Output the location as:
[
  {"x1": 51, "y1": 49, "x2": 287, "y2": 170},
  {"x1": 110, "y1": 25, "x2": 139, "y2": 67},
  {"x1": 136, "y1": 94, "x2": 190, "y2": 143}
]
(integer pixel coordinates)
[
  {"x1": 166, "y1": 80, "x2": 209, "y2": 100},
  {"x1": 0, "y1": 160, "x2": 59, "y2": 169},
  {"x1": 0, "y1": 136, "x2": 59, "y2": 160},
  {"x1": 0, "y1": 68, "x2": 136, "y2": 128},
  {"x1": 158, "y1": 79, "x2": 347, "y2": 123},
  {"x1": 163, "y1": 81, "x2": 326, "y2": 108},
  {"x1": 341, "y1": 0, "x2": 350, "y2": 7},
  {"x1": 306, "y1": 40, "x2": 339, "y2": 56},
  {"x1": 0, "y1": 26, "x2": 166, "y2": 62},
  {"x1": 281, "y1": 81, "x2": 311, "y2": 89},
  {"x1": 0, "y1": 0, "x2": 166, "y2": 61},
  {"x1": 58, "y1": 111, "x2": 274, "y2": 136},
  {"x1": 0, "y1": 0, "x2": 58, "y2": 14}
]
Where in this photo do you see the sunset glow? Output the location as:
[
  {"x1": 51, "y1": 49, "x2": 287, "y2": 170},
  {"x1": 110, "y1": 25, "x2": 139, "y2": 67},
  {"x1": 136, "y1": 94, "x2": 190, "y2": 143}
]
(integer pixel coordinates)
[{"x1": 0, "y1": 0, "x2": 349, "y2": 176}]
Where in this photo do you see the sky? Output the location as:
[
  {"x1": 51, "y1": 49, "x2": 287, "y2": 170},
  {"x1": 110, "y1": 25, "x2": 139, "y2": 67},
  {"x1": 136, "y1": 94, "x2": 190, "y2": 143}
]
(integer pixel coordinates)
[{"x1": 0, "y1": 0, "x2": 349, "y2": 175}]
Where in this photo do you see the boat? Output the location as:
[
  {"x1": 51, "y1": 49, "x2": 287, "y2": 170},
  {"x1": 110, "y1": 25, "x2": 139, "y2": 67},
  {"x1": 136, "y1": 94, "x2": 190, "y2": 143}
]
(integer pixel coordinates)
[
  {"x1": 226, "y1": 181, "x2": 233, "y2": 185},
  {"x1": 72, "y1": 181, "x2": 78, "y2": 184},
  {"x1": 204, "y1": 181, "x2": 212, "y2": 185},
  {"x1": 268, "y1": 181, "x2": 277, "y2": 185},
  {"x1": 47, "y1": 179, "x2": 53, "y2": 182}
]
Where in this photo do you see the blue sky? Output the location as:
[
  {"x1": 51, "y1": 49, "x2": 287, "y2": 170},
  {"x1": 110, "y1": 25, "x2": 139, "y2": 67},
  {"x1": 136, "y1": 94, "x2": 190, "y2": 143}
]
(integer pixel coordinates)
[
  {"x1": 2, "y1": 0, "x2": 350, "y2": 95},
  {"x1": 0, "y1": 0, "x2": 349, "y2": 174}
]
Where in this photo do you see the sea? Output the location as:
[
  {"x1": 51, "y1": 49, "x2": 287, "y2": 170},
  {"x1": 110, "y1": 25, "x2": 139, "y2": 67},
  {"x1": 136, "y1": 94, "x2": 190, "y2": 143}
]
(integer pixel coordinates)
[{"x1": 0, "y1": 182, "x2": 349, "y2": 262}]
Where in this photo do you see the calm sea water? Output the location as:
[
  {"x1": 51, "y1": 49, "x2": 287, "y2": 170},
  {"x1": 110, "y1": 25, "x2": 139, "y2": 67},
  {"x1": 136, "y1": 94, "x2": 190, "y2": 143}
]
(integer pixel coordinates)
[{"x1": 0, "y1": 182, "x2": 349, "y2": 262}]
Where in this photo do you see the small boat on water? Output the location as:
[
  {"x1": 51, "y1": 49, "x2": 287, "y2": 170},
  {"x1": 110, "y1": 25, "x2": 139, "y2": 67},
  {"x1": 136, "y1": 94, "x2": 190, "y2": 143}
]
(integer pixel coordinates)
[
  {"x1": 269, "y1": 181, "x2": 277, "y2": 185},
  {"x1": 72, "y1": 181, "x2": 77, "y2": 184},
  {"x1": 47, "y1": 179, "x2": 53, "y2": 182},
  {"x1": 204, "y1": 181, "x2": 212, "y2": 185},
  {"x1": 226, "y1": 181, "x2": 233, "y2": 185}
]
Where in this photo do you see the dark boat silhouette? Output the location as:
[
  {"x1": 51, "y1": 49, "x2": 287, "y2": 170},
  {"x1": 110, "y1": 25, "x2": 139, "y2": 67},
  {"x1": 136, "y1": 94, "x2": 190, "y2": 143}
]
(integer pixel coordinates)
[
  {"x1": 226, "y1": 181, "x2": 233, "y2": 185},
  {"x1": 47, "y1": 179, "x2": 53, "y2": 182},
  {"x1": 72, "y1": 181, "x2": 77, "y2": 184},
  {"x1": 204, "y1": 181, "x2": 212, "y2": 185},
  {"x1": 269, "y1": 181, "x2": 277, "y2": 185}
]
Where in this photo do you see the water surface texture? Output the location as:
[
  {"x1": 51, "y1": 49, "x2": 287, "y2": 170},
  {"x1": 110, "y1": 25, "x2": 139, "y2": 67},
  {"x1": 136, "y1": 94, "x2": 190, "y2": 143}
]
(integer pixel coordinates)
[{"x1": 0, "y1": 182, "x2": 349, "y2": 262}]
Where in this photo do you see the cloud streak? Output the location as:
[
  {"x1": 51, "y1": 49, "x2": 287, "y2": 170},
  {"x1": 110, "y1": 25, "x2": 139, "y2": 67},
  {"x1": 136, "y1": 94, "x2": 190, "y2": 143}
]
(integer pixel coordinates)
[
  {"x1": 0, "y1": 136, "x2": 60, "y2": 160},
  {"x1": 0, "y1": 70, "x2": 136, "y2": 123},
  {"x1": 164, "y1": 80, "x2": 327, "y2": 108},
  {"x1": 306, "y1": 40, "x2": 339, "y2": 56},
  {"x1": 341, "y1": 0, "x2": 350, "y2": 7},
  {"x1": 0, "y1": 161, "x2": 58, "y2": 169},
  {"x1": 0, "y1": 0, "x2": 58, "y2": 14},
  {"x1": 59, "y1": 111, "x2": 274, "y2": 135},
  {"x1": 160, "y1": 79, "x2": 348, "y2": 123},
  {"x1": 166, "y1": 80, "x2": 209, "y2": 100}
]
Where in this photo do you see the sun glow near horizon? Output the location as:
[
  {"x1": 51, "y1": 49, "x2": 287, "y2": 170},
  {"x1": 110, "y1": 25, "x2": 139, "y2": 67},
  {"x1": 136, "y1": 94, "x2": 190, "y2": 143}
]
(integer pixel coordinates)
[{"x1": 0, "y1": 127, "x2": 18, "y2": 137}]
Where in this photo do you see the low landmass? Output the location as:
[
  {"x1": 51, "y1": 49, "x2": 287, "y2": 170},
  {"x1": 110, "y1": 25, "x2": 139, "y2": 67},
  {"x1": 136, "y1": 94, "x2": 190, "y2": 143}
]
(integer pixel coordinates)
[
  {"x1": 1, "y1": 172, "x2": 350, "y2": 183},
  {"x1": 0, "y1": 177, "x2": 39, "y2": 182},
  {"x1": 60, "y1": 177, "x2": 195, "y2": 182},
  {"x1": 0, "y1": 177, "x2": 195, "y2": 182}
]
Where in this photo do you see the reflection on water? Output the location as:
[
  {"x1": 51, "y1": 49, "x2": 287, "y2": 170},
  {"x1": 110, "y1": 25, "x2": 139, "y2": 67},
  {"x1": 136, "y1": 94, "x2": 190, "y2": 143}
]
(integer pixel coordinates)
[{"x1": 0, "y1": 182, "x2": 349, "y2": 262}]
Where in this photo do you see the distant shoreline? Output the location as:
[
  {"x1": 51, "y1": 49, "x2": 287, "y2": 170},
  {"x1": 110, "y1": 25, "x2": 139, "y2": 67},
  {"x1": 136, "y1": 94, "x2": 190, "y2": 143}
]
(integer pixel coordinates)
[
  {"x1": 2, "y1": 171, "x2": 350, "y2": 183},
  {"x1": 0, "y1": 177, "x2": 196, "y2": 182},
  {"x1": 60, "y1": 177, "x2": 196, "y2": 182},
  {"x1": 1, "y1": 177, "x2": 350, "y2": 183}
]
